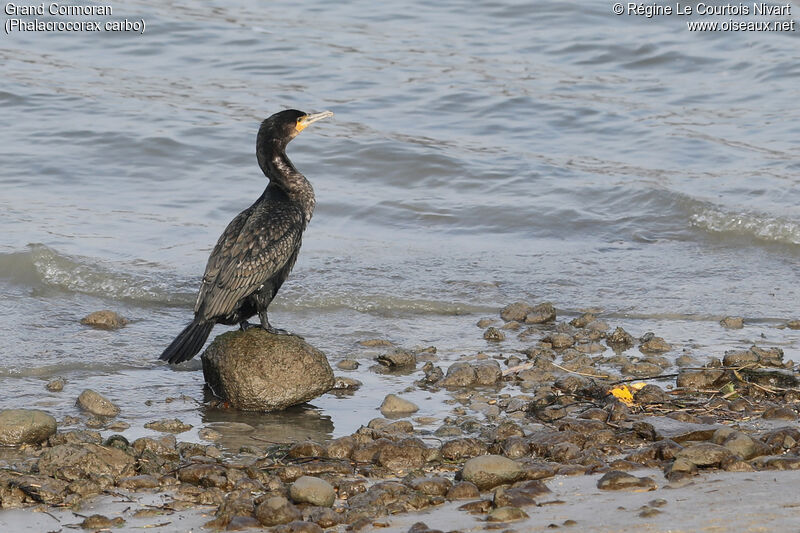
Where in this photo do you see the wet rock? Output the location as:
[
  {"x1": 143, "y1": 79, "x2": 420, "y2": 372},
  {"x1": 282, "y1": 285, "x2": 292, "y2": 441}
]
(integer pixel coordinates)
[
  {"x1": 607, "y1": 327, "x2": 634, "y2": 348},
  {"x1": 145, "y1": 418, "x2": 192, "y2": 433},
  {"x1": 787, "y1": 320, "x2": 800, "y2": 330},
  {"x1": 621, "y1": 361, "x2": 663, "y2": 377},
  {"x1": 664, "y1": 457, "x2": 698, "y2": 481},
  {"x1": 634, "y1": 384, "x2": 670, "y2": 404},
  {"x1": 418, "y1": 362, "x2": 443, "y2": 385},
  {"x1": 720, "y1": 316, "x2": 744, "y2": 329},
  {"x1": 487, "y1": 506, "x2": 529, "y2": 523},
  {"x1": 676, "y1": 369, "x2": 727, "y2": 390},
  {"x1": 81, "y1": 514, "x2": 124, "y2": 529},
  {"x1": 407, "y1": 476, "x2": 451, "y2": 497},
  {"x1": 493, "y1": 480, "x2": 550, "y2": 507},
  {"x1": 256, "y1": 496, "x2": 303, "y2": 527},
  {"x1": 762, "y1": 406, "x2": 797, "y2": 421},
  {"x1": 546, "y1": 333, "x2": 574, "y2": 350},
  {"x1": 597, "y1": 471, "x2": 657, "y2": 491},
  {"x1": 446, "y1": 481, "x2": 480, "y2": 500},
  {"x1": 458, "y1": 499, "x2": 492, "y2": 514},
  {"x1": 377, "y1": 439, "x2": 428, "y2": 470},
  {"x1": 525, "y1": 302, "x2": 556, "y2": 324},
  {"x1": 407, "y1": 522, "x2": 443, "y2": 533},
  {"x1": 46, "y1": 377, "x2": 66, "y2": 392},
  {"x1": 336, "y1": 359, "x2": 359, "y2": 370},
  {"x1": 198, "y1": 427, "x2": 223, "y2": 441},
  {"x1": 441, "y1": 438, "x2": 488, "y2": 460},
  {"x1": 0, "y1": 409, "x2": 57, "y2": 446},
  {"x1": 675, "y1": 442, "x2": 734, "y2": 467},
  {"x1": 290, "y1": 476, "x2": 335, "y2": 507},
  {"x1": 570, "y1": 312, "x2": 597, "y2": 328},
  {"x1": 80, "y1": 310, "x2": 127, "y2": 330},
  {"x1": 500, "y1": 302, "x2": 533, "y2": 322},
  {"x1": 639, "y1": 336, "x2": 671, "y2": 354},
  {"x1": 273, "y1": 521, "x2": 324, "y2": 533},
  {"x1": 76, "y1": 389, "x2": 120, "y2": 417},
  {"x1": 377, "y1": 349, "x2": 416, "y2": 369},
  {"x1": 178, "y1": 463, "x2": 229, "y2": 488},
  {"x1": 440, "y1": 362, "x2": 477, "y2": 388},
  {"x1": 38, "y1": 443, "x2": 136, "y2": 481},
  {"x1": 117, "y1": 474, "x2": 160, "y2": 490},
  {"x1": 202, "y1": 328, "x2": 334, "y2": 411},
  {"x1": 461, "y1": 455, "x2": 522, "y2": 490},
  {"x1": 483, "y1": 327, "x2": 505, "y2": 342},
  {"x1": 332, "y1": 377, "x2": 362, "y2": 391},
  {"x1": 380, "y1": 394, "x2": 419, "y2": 416},
  {"x1": 723, "y1": 349, "x2": 759, "y2": 367},
  {"x1": 750, "y1": 346, "x2": 784, "y2": 366},
  {"x1": 474, "y1": 361, "x2": 502, "y2": 386}
]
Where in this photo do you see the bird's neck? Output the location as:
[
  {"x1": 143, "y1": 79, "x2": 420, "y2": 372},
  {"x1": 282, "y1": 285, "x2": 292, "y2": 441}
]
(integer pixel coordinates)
[{"x1": 258, "y1": 146, "x2": 316, "y2": 220}]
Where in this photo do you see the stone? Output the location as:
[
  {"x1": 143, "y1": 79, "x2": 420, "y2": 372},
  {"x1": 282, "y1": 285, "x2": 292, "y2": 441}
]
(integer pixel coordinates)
[
  {"x1": 639, "y1": 336, "x2": 671, "y2": 354},
  {"x1": 408, "y1": 476, "x2": 451, "y2": 497},
  {"x1": 676, "y1": 369, "x2": 726, "y2": 390},
  {"x1": 336, "y1": 359, "x2": 359, "y2": 370},
  {"x1": 0, "y1": 409, "x2": 57, "y2": 445},
  {"x1": 762, "y1": 407, "x2": 797, "y2": 421},
  {"x1": 76, "y1": 389, "x2": 120, "y2": 417},
  {"x1": 201, "y1": 329, "x2": 334, "y2": 411},
  {"x1": 597, "y1": 471, "x2": 657, "y2": 491},
  {"x1": 483, "y1": 327, "x2": 505, "y2": 342},
  {"x1": 440, "y1": 362, "x2": 477, "y2": 387},
  {"x1": 487, "y1": 506, "x2": 529, "y2": 522},
  {"x1": 787, "y1": 320, "x2": 800, "y2": 330},
  {"x1": 255, "y1": 496, "x2": 303, "y2": 527},
  {"x1": 289, "y1": 476, "x2": 335, "y2": 507},
  {"x1": 80, "y1": 310, "x2": 127, "y2": 330},
  {"x1": 474, "y1": 361, "x2": 502, "y2": 386},
  {"x1": 720, "y1": 316, "x2": 744, "y2": 329},
  {"x1": 525, "y1": 302, "x2": 556, "y2": 324},
  {"x1": 117, "y1": 475, "x2": 160, "y2": 490},
  {"x1": 607, "y1": 327, "x2": 634, "y2": 348},
  {"x1": 380, "y1": 394, "x2": 419, "y2": 416},
  {"x1": 377, "y1": 349, "x2": 416, "y2": 369},
  {"x1": 675, "y1": 443, "x2": 734, "y2": 467},
  {"x1": 547, "y1": 333, "x2": 574, "y2": 350},
  {"x1": 441, "y1": 438, "x2": 488, "y2": 460},
  {"x1": 723, "y1": 349, "x2": 759, "y2": 367},
  {"x1": 460, "y1": 455, "x2": 522, "y2": 490},
  {"x1": 37, "y1": 443, "x2": 136, "y2": 481},
  {"x1": 446, "y1": 481, "x2": 480, "y2": 500},
  {"x1": 500, "y1": 302, "x2": 532, "y2": 322},
  {"x1": 145, "y1": 418, "x2": 193, "y2": 433},
  {"x1": 46, "y1": 377, "x2": 66, "y2": 392}
]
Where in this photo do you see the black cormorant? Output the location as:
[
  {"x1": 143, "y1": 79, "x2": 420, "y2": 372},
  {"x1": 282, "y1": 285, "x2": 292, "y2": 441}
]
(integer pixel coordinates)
[{"x1": 160, "y1": 109, "x2": 333, "y2": 364}]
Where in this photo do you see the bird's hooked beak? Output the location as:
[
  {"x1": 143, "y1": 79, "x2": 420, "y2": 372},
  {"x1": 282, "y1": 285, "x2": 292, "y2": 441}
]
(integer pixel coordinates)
[{"x1": 296, "y1": 110, "x2": 334, "y2": 132}]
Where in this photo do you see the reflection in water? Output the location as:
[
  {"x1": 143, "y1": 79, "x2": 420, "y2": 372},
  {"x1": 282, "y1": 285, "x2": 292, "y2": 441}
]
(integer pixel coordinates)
[{"x1": 200, "y1": 394, "x2": 335, "y2": 451}]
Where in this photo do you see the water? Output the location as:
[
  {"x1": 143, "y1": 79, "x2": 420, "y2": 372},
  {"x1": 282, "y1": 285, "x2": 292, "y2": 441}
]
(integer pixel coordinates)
[{"x1": 1, "y1": 1, "x2": 798, "y2": 445}]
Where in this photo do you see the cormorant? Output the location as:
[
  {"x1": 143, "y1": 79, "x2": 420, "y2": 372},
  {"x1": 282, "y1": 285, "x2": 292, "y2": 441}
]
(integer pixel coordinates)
[{"x1": 160, "y1": 109, "x2": 333, "y2": 364}]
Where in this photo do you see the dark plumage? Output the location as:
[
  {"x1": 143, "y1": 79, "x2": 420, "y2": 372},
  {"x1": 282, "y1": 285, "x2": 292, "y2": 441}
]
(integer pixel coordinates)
[{"x1": 160, "y1": 109, "x2": 333, "y2": 364}]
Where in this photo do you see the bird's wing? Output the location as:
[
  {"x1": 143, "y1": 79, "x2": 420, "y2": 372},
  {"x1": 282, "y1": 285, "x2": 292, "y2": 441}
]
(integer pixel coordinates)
[{"x1": 194, "y1": 203, "x2": 303, "y2": 320}]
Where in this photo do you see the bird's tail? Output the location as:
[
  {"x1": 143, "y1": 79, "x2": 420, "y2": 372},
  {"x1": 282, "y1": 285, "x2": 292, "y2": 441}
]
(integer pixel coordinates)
[{"x1": 159, "y1": 320, "x2": 214, "y2": 364}]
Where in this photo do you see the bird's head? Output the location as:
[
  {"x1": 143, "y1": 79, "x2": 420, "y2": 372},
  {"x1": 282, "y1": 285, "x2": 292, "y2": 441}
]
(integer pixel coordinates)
[{"x1": 259, "y1": 109, "x2": 334, "y2": 147}]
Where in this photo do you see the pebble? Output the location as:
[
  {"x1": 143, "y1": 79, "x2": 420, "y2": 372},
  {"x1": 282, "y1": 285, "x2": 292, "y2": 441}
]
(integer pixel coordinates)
[
  {"x1": 500, "y1": 302, "x2": 532, "y2": 322},
  {"x1": 336, "y1": 359, "x2": 360, "y2": 370},
  {"x1": 487, "y1": 506, "x2": 529, "y2": 522},
  {"x1": 377, "y1": 349, "x2": 416, "y2": 368},
  {"x1": 639, "y1": 336, "x2": 672, "y2": 354},
  {"x1": 80, "y1": 514, "x2": 124, "y2": 529},
  {"x1": 0, "y1": 408, "x2": 57, "y2": 445},
  {"x1": 596, "y1": 471, "x2": 657, "y2": 491},
  {"x1": 46, "y1": 377, "x2": 66, "y2": 392},
  {"x1": 460, "y1": 454, "x2": 522, "y2": 490},
  {"x1": 255, "y1": 496, "x2": 303, "y2": 527},
  {"x1": 787, "y1": 320, "x2": 800, "y2": 330},
  {"x1": 80, "y1": 310, "x2": 128, "y2": 330},
  {"x1": 380, "y1": 394, "x2": 419, "y2": 416},
  {"x1": 76, "y1": 389, "x2": 120, "y2": 417},
  {"x1": 524, "y1": 302, "x2": 556, "y2": 324},
  {"x1": 607, "y1": 327, "x2": 634, "y2": 348},
  {"x1": 483, "y1": 327, "x2": 505, "y2": 341},
  {"x1": 446, "y1": 481, "x2": 480, "y2": 500},
  {"x1": 289, "y1": 476, "x2": 336, "y2": 507},
  {"x1": 144, "y1": 418, "x2": 193, "y2": 433},
  {"x1": 440, "y1": 362, "x2": 477, "y2": 387},
  {"x1": 198, "y1": 427, "x2": 223, "y2": 441},
  {"x1": 720, "y1": 316, "x2": 744, "y2": 329},
  {"x1": 675, "y1": 443, "x2": 734, "y2": 467},
  {"x1": 761, "y1": 406, "x2": 797, "y2": 421}
]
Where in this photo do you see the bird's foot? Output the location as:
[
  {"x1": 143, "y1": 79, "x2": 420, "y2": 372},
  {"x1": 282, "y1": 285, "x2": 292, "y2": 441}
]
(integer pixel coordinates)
[
  {"x1": 263, "y1": 325, "x2": 291, "y2": 336},
  {"x1": 239, "y1": 321, "x2": 257, "y2": 331}
]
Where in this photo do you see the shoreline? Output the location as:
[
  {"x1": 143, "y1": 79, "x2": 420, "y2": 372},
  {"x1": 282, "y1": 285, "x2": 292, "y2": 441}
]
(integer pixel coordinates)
[{"x1": 1, "y1": 302, "x2": 799, "y2": 532}]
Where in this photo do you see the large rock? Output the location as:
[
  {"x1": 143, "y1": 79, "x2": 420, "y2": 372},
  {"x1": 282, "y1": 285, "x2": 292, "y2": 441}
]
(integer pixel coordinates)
[
  {"x1": 0, "y1": 409, "x2": 57, "y2": 445},
  {"x1": 202, "y1": 329, "x2": 335, "y2": 411},
  {"x1": 77, "y1": 389, "x2": 120, "y2": 417},
  {"x1": 460, "y1": 455, "x2": 522, "y2": 490},
  {"x1": 37, "y1": 443, "x2": 136, "y2": 481}
]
